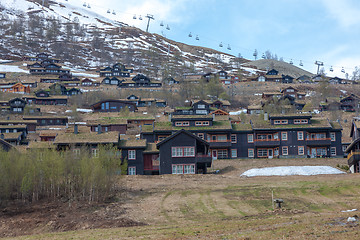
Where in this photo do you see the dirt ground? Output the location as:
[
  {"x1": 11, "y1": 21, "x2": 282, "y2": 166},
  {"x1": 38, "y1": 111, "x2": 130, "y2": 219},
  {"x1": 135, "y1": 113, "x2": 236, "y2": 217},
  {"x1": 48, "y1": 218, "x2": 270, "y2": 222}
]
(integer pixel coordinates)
[{"x1": 1, "y1": 157, "x2": 359, "y2": 239}]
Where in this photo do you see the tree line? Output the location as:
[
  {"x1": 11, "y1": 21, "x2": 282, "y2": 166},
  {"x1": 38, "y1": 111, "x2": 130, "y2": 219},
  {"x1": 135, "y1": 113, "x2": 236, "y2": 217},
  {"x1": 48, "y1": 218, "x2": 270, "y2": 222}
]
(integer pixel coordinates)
[{"x1": 0, "y1": 145, "x2": 127, "y2": 206}]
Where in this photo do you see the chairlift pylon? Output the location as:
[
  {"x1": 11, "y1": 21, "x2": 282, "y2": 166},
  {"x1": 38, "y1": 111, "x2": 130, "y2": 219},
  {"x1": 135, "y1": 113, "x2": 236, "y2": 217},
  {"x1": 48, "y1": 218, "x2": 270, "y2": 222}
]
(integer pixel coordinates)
[
  {"x1": 188, "y1": 32, "x2": 192, "y2": 37},
  {"x1": 166, "y1": 24, "x2": 170, "y2": 30},
  {"x1": 330, "y1": 66, "x2": 333, "y2": 72},
  {"x1": 133, "y1": 14, "x2": 137, "y2": 20},
  {"x1": 196, "y1": 35, "x2": 199, "y2": 40},
  {"x1": 219, "y1": 42, "x2": 223, "y2": 47},
  {"x1": 299, "y1": 60, "x2": 303, "y2": 66},
  {"x1": 139, "y1": 15, "x2": 142, "y2": 20},
  {"x1": 160, "y1": 21, "x2": 164, "y2": 27}
]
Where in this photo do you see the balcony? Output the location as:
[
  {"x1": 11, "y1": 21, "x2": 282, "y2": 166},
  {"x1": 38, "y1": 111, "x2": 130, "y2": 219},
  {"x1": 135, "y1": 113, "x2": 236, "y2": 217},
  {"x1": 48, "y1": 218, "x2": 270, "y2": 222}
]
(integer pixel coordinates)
[
  {"x1": 195, "y1": 154, "x2": 212, "y2": 163},
  {"x1": 305, "y1": 138, "x2": 331, "y2": 146},
  {"x1": 208, "y1": 139, "x2": 232, "y2": 148},
  {"x1": 347, "y1": 151, "x2": 360, "y2": 165},
  {"x1": 254, "y1": 139, "x2": 280, "y2": 147}
]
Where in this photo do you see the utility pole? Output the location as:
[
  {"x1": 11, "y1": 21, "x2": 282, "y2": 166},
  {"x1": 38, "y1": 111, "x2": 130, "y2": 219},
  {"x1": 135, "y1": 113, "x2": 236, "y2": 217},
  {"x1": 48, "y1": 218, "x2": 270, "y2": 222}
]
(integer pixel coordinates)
[
  {"x1": 145, "y1": 14, "x2": 154, "y2": 32},
  {"x1": 315, "y1": 61, "x2": 324, "y2": 75}
]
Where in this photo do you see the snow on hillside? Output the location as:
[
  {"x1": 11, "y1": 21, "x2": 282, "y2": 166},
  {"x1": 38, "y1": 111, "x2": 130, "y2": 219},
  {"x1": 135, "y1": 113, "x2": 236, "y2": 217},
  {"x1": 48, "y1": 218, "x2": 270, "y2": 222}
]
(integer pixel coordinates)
[
  {"x1": 241, "y1": 166, "x2": 345, "y2": 177},
  {"x1": 0, "y1": 64, "x2": 28, "y2": 73}
]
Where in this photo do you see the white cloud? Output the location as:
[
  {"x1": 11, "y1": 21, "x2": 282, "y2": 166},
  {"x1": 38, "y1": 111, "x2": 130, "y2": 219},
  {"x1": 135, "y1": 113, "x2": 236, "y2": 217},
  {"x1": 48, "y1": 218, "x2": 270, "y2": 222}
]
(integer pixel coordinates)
[{"x1": 320, "y1": 0, "x2": 360, "y2": 28}]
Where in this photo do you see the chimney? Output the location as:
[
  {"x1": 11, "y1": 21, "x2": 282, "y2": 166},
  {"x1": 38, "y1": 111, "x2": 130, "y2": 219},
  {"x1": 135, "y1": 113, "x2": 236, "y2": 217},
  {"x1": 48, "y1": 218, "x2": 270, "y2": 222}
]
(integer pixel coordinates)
[
  {"x1": 97, "y1": 124, "x2": 102, "y2": 134},
  {"x1": 74, "y1": 124, "x2": 78, "y2": 134}
]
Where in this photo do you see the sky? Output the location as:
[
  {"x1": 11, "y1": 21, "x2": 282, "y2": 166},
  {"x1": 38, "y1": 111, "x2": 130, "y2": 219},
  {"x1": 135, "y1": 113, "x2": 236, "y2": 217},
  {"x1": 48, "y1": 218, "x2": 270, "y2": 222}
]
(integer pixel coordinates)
[{"x1": 59, "y1": 0, "x2": 360, "y2": 77}]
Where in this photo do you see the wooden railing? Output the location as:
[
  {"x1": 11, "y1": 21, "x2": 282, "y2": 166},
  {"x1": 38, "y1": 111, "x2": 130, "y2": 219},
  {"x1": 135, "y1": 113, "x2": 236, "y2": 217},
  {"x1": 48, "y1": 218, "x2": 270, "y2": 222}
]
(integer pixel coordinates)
[
  {"x1": 207, "y1": 139, "x2": 231, "y2": 143},
  {"x1": 254, "y1": 139, "x2": 280, "y2": 142},
  {"x1": 347, "y1": 151, "x2": 360, "y2": 159},
  {"x1": 305, "y1": 138, "x2": 331, "y2": 141}
]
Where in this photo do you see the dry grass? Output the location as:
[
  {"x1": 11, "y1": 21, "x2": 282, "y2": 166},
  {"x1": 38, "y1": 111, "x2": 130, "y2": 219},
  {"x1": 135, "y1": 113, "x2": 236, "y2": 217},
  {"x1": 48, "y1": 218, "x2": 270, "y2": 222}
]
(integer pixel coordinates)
[{"x1": 9, "y1": 157, "x2": 360, "y2": 240}]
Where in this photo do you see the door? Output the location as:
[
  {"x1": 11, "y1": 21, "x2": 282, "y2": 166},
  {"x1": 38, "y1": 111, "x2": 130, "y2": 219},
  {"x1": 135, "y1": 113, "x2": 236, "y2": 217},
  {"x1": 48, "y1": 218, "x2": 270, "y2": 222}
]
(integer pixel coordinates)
[
  {"x1": 212, "y1": 150, "x2": 217, "y2": 160},
  {"x1": 268, "y1": 149, "x2": 273, "y2": 159},
  {"x1": 311, "y1": 148, "x2": 316, "y2": 158}
]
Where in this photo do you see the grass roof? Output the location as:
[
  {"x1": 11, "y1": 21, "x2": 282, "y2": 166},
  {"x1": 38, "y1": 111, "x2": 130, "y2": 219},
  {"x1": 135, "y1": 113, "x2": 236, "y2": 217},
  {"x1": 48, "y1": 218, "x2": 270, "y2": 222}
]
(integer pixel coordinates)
[
  {"x1": 154, "y1": 120, "x2": 232, "y2": 131},
  {"x1": 54, "y1": 131, "x2": 119, "y2": 145},
  {"x1": 118, "y1": 139, "x2": 147, "y2": 148}
]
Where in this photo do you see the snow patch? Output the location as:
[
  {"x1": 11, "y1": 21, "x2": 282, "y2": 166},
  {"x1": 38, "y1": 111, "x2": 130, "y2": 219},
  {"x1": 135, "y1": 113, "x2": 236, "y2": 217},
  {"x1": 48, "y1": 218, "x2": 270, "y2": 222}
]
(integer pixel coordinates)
[
  {"x1": 241, "y1": 166, "x2": 345, "y2": 177},
  {"x1": 0, "y1": 65, "x2": 28, "y2": 73}
]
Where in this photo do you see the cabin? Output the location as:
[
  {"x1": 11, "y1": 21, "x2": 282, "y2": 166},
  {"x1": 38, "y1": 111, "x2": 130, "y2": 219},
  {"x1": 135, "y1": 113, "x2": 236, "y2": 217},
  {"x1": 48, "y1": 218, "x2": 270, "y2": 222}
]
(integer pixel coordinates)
[
  {"x1": 81, "y1": 78, "x2": 99, "y2": 87},
  {"x1": 119, "y1": 139, "x2": 147, "y2": 175},
  {"x1": 163, "y1": 77, "x2": 180, "y2": 85},
  {"x1": 266, "y1": 69, "x2": 279, "y2": 75},
  {"x1": 119, "y1": 74, "x2": 162, "y2": 88},
  {"x1": 23, "y1": 116, "x2": 68, "y2": 126},
  {"x1": 24, "y1": 95, "x2": 68, "y2": 105},
  {"x1": 340, "y1": 94, "x2": 360, "y2": 112},
  {"x1": 345, "y1": 118, "x2": 360, "y2": 172},
  {"x1": 297, "y1": 75, "x2": 312, "y2": 83},
  {"x1": 0, "y1": 138, "x2": 15, "y2": 151},
  {"x1": 156, "y1": 129, "x2": 212, "y2": 174},
  {"x1": 0, "y1": 83, "x2": 30, "y2": 94},
  {"x1": 281, "y1": 86, "x2": 306, "y2": 100},
  {"x1": 247, "y1": 105, "x2": 264, "y2": 114},
  {"x1": 91, "y1": 99, "x2": 137, "y2": 112},
  {"x1": 26, "y1": 53, "x2": 59, "y2": 63},
  {"x1": 101, "y1": 77, "x2": 123, "y2": 85},
  {"x1": 329, "y1": 77, "x2": 344, "y2": 84},
  {"x1": 99, "y1": 63, "x2": 133, "y2": 77},
  {"x1": 29, "y1": 63, "x2": 70, "y2": 75},
  {"x1": 8, "y1": 98, "x2": 26, "y2": 113},
  {"x1": 87, "y1": 119, "x2": 127, "y2": 134},
  {"x1": 0, "y1": 119, "x2": 37, "y2": 133},
  {"x1": 282, "y1": 75, "x2": 294, "y2": 84}
]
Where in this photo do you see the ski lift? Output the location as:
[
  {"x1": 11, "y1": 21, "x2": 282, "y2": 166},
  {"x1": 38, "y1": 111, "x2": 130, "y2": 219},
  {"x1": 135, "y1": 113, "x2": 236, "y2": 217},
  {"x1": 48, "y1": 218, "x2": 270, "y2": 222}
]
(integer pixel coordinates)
[
  {"x1": 139, "y1": 15, "x2": 142, "y2": 20},
  {"x1": 196, "y1": 35, "x2": 199, "y2": 40},
  {"x1": 299, "y1": 60, "x2": 303, "y2": 66},
  {"x1": 289, "y1": 59, "x2": 293, "y2": 65},
  {"x1": 166, "y1": 24, "x2": 170, "y2": 30},
  {"x1": 112, "y1": 10, "x2": 116, "y2": 15},
  {"x1": 341, "y1": 67, "x2": 345, "y2": 73},
  {"x1": 188, "y1": 32, "x2": 192, "y2": 37},
  {"x1": 330, "y1": 66, "x2": 333, "y2": 72},
  {"x1": 107, "y1": 9, "x2": 110, "y2": 13},
  {"x1": 227, "y1": 44, "x2": 231, "y2": 50},
  {"x1": 262, "y1": 53, "x2": 265, "y2": 59},
  {"x1": 133, "y1": 14, "x2": 137, "y2": 19},
  {"x1": 83, "y1": 2, "x2": 86, "y2": 7},
  {"x1": 160, "y1": 21, "x2": 164, "y2": 27},
  {"x1": 87, "y1": 3, "x2": 91, "y2": 8},
  {"x1": 219, "y1": 42, "x2": 223, "y2": 47}
]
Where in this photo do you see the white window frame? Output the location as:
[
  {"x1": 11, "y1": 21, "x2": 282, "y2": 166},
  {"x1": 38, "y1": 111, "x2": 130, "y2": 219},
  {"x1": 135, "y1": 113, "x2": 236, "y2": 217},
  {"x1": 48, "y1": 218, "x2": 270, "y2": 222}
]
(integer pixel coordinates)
[
  {"x1": 298, "y1": 146, "x2": 304, "y2": 155},
  {"x1": 297, "y1": 131, "x2": 304, "y2": 140},
  {"x1": 331, "y1": 147, "x2": 336, "y2": 156},
  {"x1": 281, "y1": 132, "x2": 288, "y2": 141},
  {"x1": 247, "y1": 134, "x2": 254, "y2": 143},
  {"x1": 128, "y1": 166, "x2": 136, "y2": 175},
  {"x1": 128, "y1": 150, "x2": 136, "y2": 160},
  {"x1": 231, "y1": 149, "x2": 237, "y2": 158},
  {"x1": 282, "y1": 146, "x2": 288, "y2": 155},
  {"x1": 330, "y1": 132, "x2": 336, "y2": 141},
  {"x1": 248, "y1": 149, "x2": 254, "y2": 158},
  {"x1": 231, "y1": 134, "x2": 237, "y2": 143}
]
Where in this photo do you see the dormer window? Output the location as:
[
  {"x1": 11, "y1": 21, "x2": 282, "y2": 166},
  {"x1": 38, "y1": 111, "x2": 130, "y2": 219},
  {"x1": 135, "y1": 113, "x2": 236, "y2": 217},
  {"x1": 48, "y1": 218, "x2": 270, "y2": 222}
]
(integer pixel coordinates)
[
  {"x1": 274, "y1": 120, "x2": 288, "y2": 124},
  {"x1": 294, "y1": 119, "x2": 308, "y2": 124}
]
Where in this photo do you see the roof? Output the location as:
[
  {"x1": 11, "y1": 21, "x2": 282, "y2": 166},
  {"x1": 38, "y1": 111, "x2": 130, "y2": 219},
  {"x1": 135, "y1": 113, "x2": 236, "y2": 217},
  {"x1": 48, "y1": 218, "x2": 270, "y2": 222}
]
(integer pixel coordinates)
[
  {"x1": 87, "y1": 118, "x2": 127, "y2": 125},
  {"x1": 144, "y1": 143, "x2": 159, "y2": 153},
  {"x1": 172, "y1": 115, "x2": 213, "y2": 120},
  {"x1": 54, "y1": 131, "x2": 119, "y2": 145},
  {"x1": 2, "y1": 132, "x2": 22, "y2": 140},
  {"x1": 118, "y1": 139, "x2": 147, "y2": 148},
  {"x1": 0, "y1": 120, "x2": 37, "y2": 125},
  {"x1": 154, "y1": 120, "x2": 232, "y2": 131},
  {"x1": 0, "y1": 124, "x2": 27, "y2": 129},
  {"x1": 156, "y1": 129, "x2": 209, "y2": 148},
  {"x1": 232, "y1": 123, "x2": 253, "y2": 131},
  {"x1": 252, "y1": 118, "x2": 333, "y2": 130},
  {"x1": 23, "y1": 116, "x2": 68, "y2": 120}
]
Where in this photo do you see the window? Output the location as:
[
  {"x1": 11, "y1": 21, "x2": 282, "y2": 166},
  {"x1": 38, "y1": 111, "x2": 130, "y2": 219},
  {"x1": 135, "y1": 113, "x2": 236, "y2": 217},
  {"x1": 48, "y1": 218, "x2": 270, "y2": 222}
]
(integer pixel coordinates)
[
  {"x1": 158, "y1": 136, "x2": 167, "y2": 142},
  {"x1": 128, "y1": 167, "x2": 136, "y2": 175},
  {"x1": 281, "y1": 132, "x2": 288, "y2": 141},
  {"x1": 248, "y1": 149, "x2": 254, "y2": 158},
  {"x1": 171, "y1": 147, "x2": 195, "y2": 157},
  {"x1": 274, "y1": 120, "x2": 281, "y2": 124},
  {"x1": 128, "y1": 150, "x2": 136, "y2": 160},
  {"x1": 92, "y1": 149, "x2": 99, "y2": 158},
  {"x1": 331, "y1": 147, "x2": 336, "y2": 156},
  {"x1": 298, "y1": 146, "x2": 304, "y2": 155},
  {"x1": 330, "y1": 132, "x2": 336, "y2": 141},
  {"x1": 197, "y1": 133, "x2": 204, "y2": 139},
  {"x1": 175, "y1": 121, "x2": 189, "y2": 126},
  {"x1": 231, "y1": 134, "x2": 237, "y2": 143},
  {"x1": 231, "y1": 149, "x2": 237, "y2": 158},
  {"x1": 297, "y1": 131, "x2": 304, "y2": 140},
  {"x1": 105, "y1": 102, "x2": 109, "y2": 110},
  {"x1": 258, "y1": 149, "x2": 268, "y2": 157},
  {"x1": 247, "y1": 134, "x2": 254, "y2": 143},
  {"x1": 203, "y1": 121, "x2": 209, "y2": 126},
  {"x1": 172, "y1": 164, "x2": 195, "y2": 174},
  {"x1": 195, "y1": 110, "x2": 208, "y2": 114},
  {"x1": 175, "y1": 122, "x2": 182, "y2": 126},
  {"x1": 198, "y1": 104, "x2": 205, "y2": 109},
  {"x1": 343, "y1": 145, "x2": 348, "y2": 153},
  {"x1": 73, "y1": 149, "x2": 80, "y2": 156},
  {"x1": 281, "y1": 120, "x2": 288, "y2": 124},
  {"x1": 282, "y1": 147, "x2": 288, "y2": 155},
  {"x1": 217, "y1": 150, "x2": 228, "y2": 159},
  {"x1": 217, "y1": 135, "x2": 227, "y2": 141},
  {"x1": 195, "y1": 121, "x2": 202, "y2": 126}
]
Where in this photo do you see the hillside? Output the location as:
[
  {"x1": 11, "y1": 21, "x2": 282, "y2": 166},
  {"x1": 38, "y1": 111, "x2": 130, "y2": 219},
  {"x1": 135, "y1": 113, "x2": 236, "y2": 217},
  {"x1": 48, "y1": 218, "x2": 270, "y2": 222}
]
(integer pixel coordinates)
[
  {"x1": 242, "y1": 59, "x2": 314, "y2": 78},
  {"x1": 0, "y1": 0, "x2": 246, "y2": 79}
]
